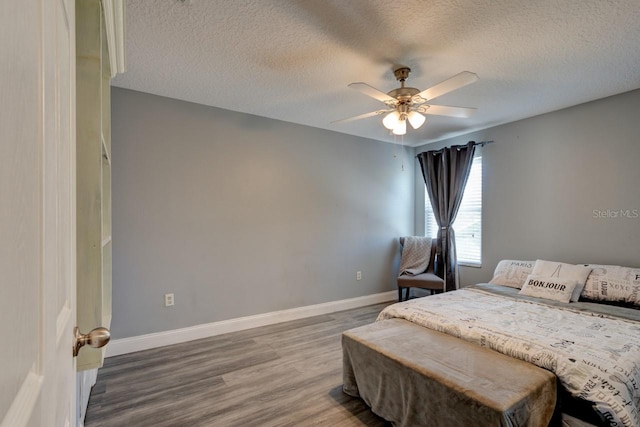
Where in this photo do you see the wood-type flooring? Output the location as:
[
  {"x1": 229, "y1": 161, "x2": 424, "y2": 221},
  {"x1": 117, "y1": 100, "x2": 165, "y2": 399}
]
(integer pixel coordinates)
[{"x1": 85, "y1": 302, "x2": 392, "y2": 427}]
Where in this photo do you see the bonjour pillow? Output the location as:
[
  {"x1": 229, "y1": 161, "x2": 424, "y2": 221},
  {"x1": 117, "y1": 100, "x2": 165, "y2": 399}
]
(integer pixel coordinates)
[
  {"x1": 531, "y1": 260, "x2": 592, "y2": 302},
  {"x1": 581, "y1": 264, "x2": 640, "y2": 305},
  {"x1": 519, "y1": 275, "x2": 578, "y2": 303},
  {"x1": 489, "y1": 260, "x2": 535, "y2": 289}
]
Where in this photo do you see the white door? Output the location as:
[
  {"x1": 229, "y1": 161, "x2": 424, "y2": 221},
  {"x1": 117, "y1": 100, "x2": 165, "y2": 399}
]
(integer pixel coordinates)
[{"x1": 1, "y1": 0, "x2": 77, "y2": 426}]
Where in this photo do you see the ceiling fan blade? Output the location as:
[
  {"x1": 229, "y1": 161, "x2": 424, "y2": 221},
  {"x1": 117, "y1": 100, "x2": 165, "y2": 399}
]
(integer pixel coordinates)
[
  {"x1": 331, "y1": 109, "x2": 393, "y2": 124},
  {"x1": 348, "y1": 82, "x2": 398, "y2": 106},
  {"x1": 412, "y1": 72, "x2": 479, "y2": 104},
  {"x1": 416, "y1": 105, "x2": 477, "y2": 118}
]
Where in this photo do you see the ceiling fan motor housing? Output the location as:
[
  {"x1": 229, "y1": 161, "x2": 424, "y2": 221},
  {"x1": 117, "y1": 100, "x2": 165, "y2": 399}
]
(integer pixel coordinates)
[
  {"x1": 389, "y1": 67, "x2": 420, "y2": 109},
  {"x1": 387, "y1": 87, "x2": 420, "y2": 102}
]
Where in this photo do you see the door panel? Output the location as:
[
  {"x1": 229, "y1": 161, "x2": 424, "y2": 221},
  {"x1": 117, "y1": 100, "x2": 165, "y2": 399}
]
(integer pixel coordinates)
[
  {"x1": 0, "y1": 0, "x2": 45, "y2": 421},
  {"x1": 0, "y1": 0, "x2": 76, "y2": 425}
]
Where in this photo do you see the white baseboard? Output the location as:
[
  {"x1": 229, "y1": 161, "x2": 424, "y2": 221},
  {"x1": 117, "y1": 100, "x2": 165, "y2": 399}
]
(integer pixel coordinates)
[{"x1": 106, "y1": 290, "x2": 396, "y2": 357}]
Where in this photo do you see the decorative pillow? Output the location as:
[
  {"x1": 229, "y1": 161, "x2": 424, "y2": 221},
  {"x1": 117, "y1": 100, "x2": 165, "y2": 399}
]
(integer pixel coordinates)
[
  {"x1": 581, "y1": 264, "x2": 640, "y2": 305},
  {"x1": 519, "y1": 275, "x2": 578, "y2": 303},
  {"x1": 531, "y1": 260, "x2": 592, "y2": 302},
  {"x1": 489, "y1": 260, "x2": 535, "y2": 289}
]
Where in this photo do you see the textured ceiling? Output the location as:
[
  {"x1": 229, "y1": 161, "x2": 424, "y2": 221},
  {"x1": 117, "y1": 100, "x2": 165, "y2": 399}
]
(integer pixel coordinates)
[{"x1": 112, "y1": 0, "x2": 640, "y2": 146}]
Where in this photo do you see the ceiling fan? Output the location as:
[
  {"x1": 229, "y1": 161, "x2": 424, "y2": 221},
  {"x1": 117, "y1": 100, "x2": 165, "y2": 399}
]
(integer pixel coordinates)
[{"x1": 333, "y1": 67, "x2": 479, "y2": 136}]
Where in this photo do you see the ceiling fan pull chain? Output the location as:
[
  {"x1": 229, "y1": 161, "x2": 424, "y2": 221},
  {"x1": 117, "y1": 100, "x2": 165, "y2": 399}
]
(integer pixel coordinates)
[
  {"x1": 393, "y1": 134, "x2": 398, "y2": 158},
  {"x1": 401, "y1": 135, "x2": 405, "y2": 171}
]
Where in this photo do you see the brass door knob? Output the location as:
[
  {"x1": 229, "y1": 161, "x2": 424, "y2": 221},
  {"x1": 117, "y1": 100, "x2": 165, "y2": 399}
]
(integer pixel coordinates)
[{"x1": 73, "y1": 326, "x2": 111, "y2": 357}]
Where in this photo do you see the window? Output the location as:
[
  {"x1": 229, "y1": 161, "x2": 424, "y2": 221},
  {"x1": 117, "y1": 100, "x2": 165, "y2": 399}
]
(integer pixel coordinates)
[{"x1": 424, "y1": 155, "x2": 482, "y2": 266}]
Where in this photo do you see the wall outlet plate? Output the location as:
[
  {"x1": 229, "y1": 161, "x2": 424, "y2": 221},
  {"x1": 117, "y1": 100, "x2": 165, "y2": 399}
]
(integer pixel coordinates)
[
  {"x1": 164, "y1": 293, "x2": 175, "y2": 307},
  {"x1": 356, "y1": 271, "x2": 362, "y2": 281}
]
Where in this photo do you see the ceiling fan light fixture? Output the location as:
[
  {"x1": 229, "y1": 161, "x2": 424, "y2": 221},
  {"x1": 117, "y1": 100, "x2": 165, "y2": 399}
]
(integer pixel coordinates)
[
  {"x1": 407, "y1": 111, "x2": 426, "y2": 129},
  {"x1": 382, "y1": 111, "x2": 400, "y2": 130},
  {"x1": 392, "y1": 118, "x2": 406, "y2": 135}
]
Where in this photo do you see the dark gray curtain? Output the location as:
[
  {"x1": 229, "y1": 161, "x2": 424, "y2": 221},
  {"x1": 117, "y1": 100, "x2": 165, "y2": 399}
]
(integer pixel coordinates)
[{"x1": 417, "y1": 141, "x2": 476, "y2": 291}]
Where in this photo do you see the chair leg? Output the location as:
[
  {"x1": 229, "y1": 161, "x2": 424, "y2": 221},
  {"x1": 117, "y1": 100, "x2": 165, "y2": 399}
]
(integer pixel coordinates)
[
  {"x1": 398, "y1": 287, "x2": 403, "y2": 302},
  {"x1": 404, "y1": 288, "x2": 410, "y2": 301}
]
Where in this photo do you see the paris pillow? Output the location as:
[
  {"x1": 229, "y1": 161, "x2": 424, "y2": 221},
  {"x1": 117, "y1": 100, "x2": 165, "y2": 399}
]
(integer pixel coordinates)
[
  {"x1": 489, "y1": 260, "x2": 535, "y2": 289},
  {"x1": 581, "y1": 264, "x2": 640, "y2": 305}
]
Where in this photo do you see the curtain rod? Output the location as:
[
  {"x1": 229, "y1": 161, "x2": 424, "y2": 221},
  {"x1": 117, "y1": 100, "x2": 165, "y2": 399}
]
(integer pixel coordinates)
[
  {"x1": 415, "y1": 140, "x2": 494, "y2": 157},
  {"x1": 474, "y1": 140, "x2": 493, "y2": 146}
]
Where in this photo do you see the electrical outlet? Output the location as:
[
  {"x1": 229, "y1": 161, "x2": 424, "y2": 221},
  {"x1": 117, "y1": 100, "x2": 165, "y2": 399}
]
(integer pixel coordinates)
[
  {"x1": 356, "y1": 271, "x2": 362, "y2": 281},
  {"x1": 164, "y1": 293, "x2": 175, "y2": 307}
]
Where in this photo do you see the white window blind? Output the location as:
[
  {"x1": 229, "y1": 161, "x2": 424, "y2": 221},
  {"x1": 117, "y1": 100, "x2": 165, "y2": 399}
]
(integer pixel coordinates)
[{"x1": 424, "y1": 155, "x2": 482, "y2": 266}]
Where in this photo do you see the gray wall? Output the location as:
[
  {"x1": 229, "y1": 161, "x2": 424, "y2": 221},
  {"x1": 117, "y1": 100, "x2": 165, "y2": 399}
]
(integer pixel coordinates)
[
  {"x1": 414, "y1": 89, "x2": 640, "y2": 286},
  {"x1": 111, "y1": 88, "x2": 414, "y2": 339}
]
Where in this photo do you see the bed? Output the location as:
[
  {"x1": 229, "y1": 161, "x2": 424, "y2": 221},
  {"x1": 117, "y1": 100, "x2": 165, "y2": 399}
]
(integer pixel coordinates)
[{"x1": 342, "y1": 281, "x2": 640, "y2": 427}]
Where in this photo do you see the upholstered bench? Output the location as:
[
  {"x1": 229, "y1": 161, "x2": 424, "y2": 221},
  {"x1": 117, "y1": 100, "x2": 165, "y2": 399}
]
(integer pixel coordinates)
[{"x1": 342, "y1": 319, "x2": 557, "y2": 427}]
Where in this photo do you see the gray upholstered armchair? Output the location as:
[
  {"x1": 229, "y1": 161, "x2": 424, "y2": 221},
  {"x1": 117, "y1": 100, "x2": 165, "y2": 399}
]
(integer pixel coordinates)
[{"x1": 397, "y1": 237, "x2": 445, "y2": 301}]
